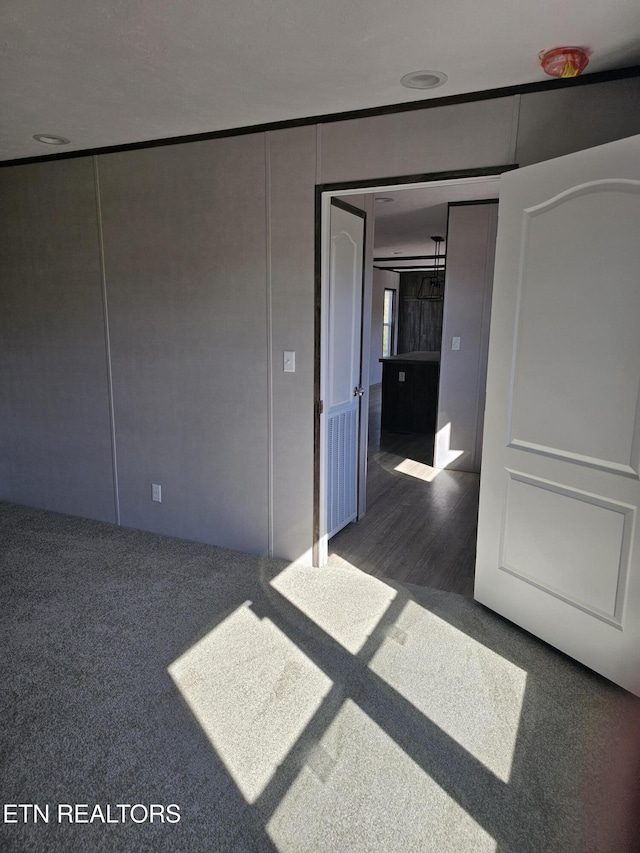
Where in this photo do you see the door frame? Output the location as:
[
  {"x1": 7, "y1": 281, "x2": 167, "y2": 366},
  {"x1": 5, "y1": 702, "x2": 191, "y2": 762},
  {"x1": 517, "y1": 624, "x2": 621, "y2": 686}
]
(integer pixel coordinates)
[{"x1": 314, "y1": 165, "x2": 516, "y2": 567}]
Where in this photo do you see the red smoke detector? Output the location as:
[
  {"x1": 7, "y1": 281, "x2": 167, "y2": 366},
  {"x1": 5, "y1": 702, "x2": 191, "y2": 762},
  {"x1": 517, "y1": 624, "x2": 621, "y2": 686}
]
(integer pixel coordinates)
[{"x1": 539, "y1": 47, "x2": 589, "y2": 78}]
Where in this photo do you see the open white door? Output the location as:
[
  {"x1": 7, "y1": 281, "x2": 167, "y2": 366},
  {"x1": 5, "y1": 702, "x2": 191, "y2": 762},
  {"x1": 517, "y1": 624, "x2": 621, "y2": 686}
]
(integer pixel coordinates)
[
  {"x1": 326, "y1": 200, "x2": 365, "y2": 539},
  {"x1": 476, "y1": 133, "x2": 640, "y2": 695}
]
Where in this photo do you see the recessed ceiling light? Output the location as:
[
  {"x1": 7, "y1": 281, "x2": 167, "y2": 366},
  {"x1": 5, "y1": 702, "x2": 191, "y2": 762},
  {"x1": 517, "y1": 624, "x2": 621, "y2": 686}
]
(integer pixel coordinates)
[
  {"x1": 375, "y1": 197, "x2": 394, "y2": 203},
  {"x1": 33, "y1": 133, "x2": 70, "y2": 145},
  {"x1": 400, "y1": 70, "x2": 448, "y2": 90}
]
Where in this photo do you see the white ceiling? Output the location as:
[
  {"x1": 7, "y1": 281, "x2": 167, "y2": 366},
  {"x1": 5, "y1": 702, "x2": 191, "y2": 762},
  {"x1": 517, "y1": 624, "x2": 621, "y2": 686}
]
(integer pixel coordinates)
[
  {"x1": 2, "y1": 0, "x2": 640, "y2": 162},
  {"x1": 373, "y1": 180, "x2": 500, "y2": 257}
]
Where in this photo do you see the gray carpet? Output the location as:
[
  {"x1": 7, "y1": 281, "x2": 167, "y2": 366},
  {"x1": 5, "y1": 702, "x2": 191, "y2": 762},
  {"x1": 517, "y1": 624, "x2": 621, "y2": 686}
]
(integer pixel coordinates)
[{"x1": 1, "y1": 502, "x2": 639, "y2": 853}]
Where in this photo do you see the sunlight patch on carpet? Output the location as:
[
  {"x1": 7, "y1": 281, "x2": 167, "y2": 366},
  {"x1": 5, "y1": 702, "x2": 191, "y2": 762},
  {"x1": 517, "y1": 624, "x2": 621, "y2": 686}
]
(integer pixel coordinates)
[
  {"x1": 270, "y1": 562, "x2": 398, "y2": 654},
  {"x1": 168, "y1": 601, "x2": 332, "y2": 803},
  {"x1": 266, "y1": 699, "x2": 497, "y2": 853},
  {"x1": 368, "y1": 599, "x2": 527, "y2": 783}
]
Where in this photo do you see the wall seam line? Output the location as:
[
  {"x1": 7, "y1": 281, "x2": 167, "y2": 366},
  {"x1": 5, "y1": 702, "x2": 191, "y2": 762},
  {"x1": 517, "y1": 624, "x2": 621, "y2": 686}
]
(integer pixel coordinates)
[
  {"x1": 315, "y1": 124, "x2": 322, "y2": 184},
  {"x1": 265, "y1": 132, "x2": 274, "y2": 557},
  {"x1": 508, "y1": 94, "x2": 521, "y2": 164},
  {"x1": 93, "y1": 156, "x2": 121, "y2": 525}
]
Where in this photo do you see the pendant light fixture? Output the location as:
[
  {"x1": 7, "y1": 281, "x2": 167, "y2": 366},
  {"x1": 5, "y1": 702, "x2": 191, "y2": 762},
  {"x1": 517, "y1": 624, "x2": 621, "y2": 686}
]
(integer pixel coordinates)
[{"x1": 417, "y1": 237, "x2": 445, "y2": 301}]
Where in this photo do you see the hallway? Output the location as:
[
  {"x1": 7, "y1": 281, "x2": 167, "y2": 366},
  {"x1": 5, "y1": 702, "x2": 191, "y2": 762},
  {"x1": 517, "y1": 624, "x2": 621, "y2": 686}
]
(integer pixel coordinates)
[{"x1": 328, "y1": 384, "x2": 479, "y2": 596}]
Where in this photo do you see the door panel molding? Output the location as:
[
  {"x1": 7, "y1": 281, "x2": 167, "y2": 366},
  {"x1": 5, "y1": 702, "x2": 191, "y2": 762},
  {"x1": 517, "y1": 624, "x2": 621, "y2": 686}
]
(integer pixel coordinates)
[
  {"x1": 505, "y1": 178, "x2": 640, "y2": 478},
  {"x1": 506, "y1": 439, "x2": 640, "y2": 479},
  {"x1": 328, "y1": 230, "x2": 360, "y2": 409},
  {"x1": 499, "y1": 469, "x2": 634, "y2": 627}
]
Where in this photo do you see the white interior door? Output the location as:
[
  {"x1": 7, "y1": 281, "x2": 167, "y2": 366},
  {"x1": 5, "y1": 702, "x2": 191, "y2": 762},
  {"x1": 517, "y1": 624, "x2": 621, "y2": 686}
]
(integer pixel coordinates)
[
  {"x1": 476, "y1": 133, "x2": 640, "y2": 695},
  {"x1": 326, "y1": 200, "x2": 365, "y2": 539}
]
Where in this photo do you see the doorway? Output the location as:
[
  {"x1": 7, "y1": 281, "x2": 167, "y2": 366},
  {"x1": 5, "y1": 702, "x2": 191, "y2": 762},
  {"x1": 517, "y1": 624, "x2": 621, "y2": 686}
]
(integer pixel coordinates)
[{"x1": 315, "y1": 168, "x2": 509, "y2": 585}]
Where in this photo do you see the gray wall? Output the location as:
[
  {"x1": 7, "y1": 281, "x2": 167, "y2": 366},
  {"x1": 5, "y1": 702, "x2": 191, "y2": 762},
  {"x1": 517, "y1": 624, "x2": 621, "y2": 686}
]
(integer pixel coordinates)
[
  {"x1": 2, "y1": 76, "x2": 640, "y2": 561},
  {"x1": 435, "y1": 202, "x2": 498, "y2": 473},
  {"x1": 267, "y1": 127, "x2": 317, "y2": 561},
  {"x1": 0, "y1": 159, "x2": 116, "y2": 522},
  {"x1": 97, "y1": 136, "x2": 270, "y2": 552}
]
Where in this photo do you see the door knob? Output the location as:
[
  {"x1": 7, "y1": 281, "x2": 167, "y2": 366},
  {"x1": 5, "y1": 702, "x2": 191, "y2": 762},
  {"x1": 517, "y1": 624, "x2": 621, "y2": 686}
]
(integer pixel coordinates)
[{"x1": 353, "y1": 386, "x2": 365, "y2": 397}]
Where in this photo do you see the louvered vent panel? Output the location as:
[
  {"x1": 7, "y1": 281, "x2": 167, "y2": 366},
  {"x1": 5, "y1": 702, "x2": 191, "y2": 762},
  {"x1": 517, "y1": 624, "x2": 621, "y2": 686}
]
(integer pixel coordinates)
[{"x1": 327, "y1": 408, "x2": 358, "y2": 538}]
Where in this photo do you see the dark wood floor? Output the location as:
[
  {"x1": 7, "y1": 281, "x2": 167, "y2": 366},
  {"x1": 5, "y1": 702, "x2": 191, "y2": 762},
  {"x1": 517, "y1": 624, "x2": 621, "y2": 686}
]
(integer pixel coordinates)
[{"x1": 328, "y1": 384, "x2": 479, "y2": 597}]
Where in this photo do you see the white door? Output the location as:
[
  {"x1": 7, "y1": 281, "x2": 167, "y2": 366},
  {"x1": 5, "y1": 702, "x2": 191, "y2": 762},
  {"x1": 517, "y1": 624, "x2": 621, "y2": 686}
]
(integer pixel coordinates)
[
  {"x1": 326, "y1": 200, "x2": 365, "y2": 539},
  {"x1": 476, "y1": 133, "x2": 640, "y2": 695}
]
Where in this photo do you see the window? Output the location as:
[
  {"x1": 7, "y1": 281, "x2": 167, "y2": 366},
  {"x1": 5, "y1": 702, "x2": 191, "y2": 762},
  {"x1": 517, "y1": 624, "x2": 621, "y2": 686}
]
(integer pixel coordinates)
[{"x1": 382, "y1": 288, "x2": 396, "y2": 358}]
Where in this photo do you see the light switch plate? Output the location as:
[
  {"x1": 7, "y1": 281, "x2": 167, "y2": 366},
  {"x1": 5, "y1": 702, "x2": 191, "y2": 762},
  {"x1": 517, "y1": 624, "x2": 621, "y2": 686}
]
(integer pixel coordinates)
[
  {"x1": 398, "y1": 371, "x2": 405, "y2": 382},
  {"x1": 152, "y1": 484, "x2": 162, "y2": 502},
  {"x1": 284, "y1": 351, "x2": 295, "y2": 372},
  {"x1": 452, "y1": 336, "x2": 461, "y2": 351}
]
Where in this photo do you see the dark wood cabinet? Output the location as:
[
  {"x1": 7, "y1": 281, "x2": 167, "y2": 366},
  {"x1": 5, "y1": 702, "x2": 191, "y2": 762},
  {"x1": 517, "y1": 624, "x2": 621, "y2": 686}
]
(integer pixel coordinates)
[{"x1": 380, "y1": 351, "x2": 440, "y2": 433}]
